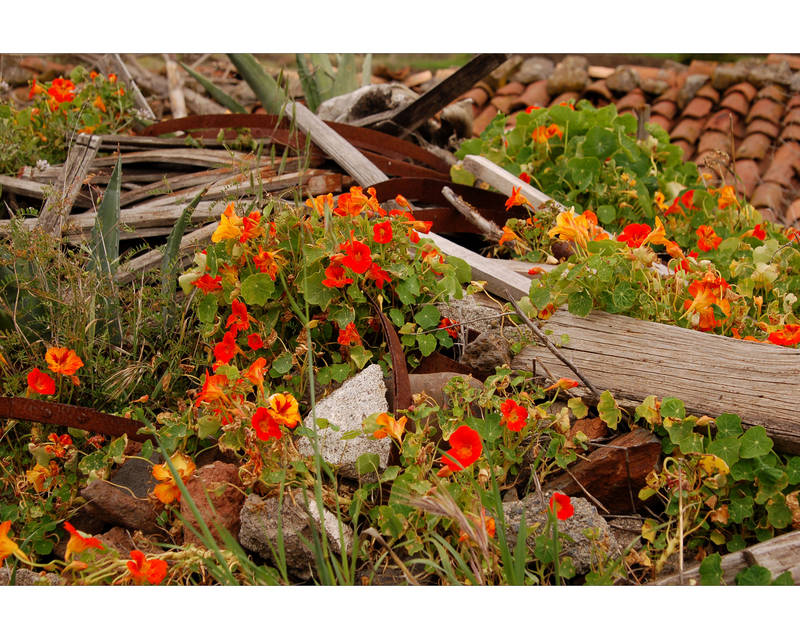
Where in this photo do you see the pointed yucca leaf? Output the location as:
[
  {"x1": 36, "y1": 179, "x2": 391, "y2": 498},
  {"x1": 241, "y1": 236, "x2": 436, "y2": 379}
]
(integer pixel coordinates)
[
  {"x1": 160, "y1": 186, "x2": 208, "y2": 297},
  {"x1": 296, "y1": 54, "x2": 321, "y2": 113},
  {"x1": 361, "y1": 53, "x2": 373, "y2": 87},
  {"x1": 227, "y1": 53, "x2": 287, "y2": 115},
  {"x1": 310, "y1": 53, "x2": 335, "y2": 103},
  {"x1": 332, "y1": 53, "x2": 357, "y2": 97},
  {"x1": 90, "y1": 157, "x2": 121, "y2": 276},
  {"x1": 179, "y1": 62, "x2": 247, "y2": 113}
]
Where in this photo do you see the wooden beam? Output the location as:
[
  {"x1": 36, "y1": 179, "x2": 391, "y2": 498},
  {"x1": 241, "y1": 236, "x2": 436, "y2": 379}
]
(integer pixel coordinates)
[
  {"x1": 462, "y1": 154, "x2": 564, "y2": 210},
  {"x1": 388, "y1": 54, "x2": 511, "y2": 137},
  {"x1": 511, "y1": 308, "x2": 800, "y2": 453}
]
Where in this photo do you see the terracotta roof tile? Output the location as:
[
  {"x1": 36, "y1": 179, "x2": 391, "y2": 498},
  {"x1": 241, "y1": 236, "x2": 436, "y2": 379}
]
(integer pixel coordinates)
[
  {"x1": 472, "y1": 104, "x2": 499, "y2": 135},
  {"x1": 737, "y1": 132, "x2": 773, "y2": 160},
  {"x1": 787, "y1": 95, "x2": 800, "y2": 110},
  {"x1": 704, "y1": 109, "x2": 739, "y2": 132},
  {"x1": 688, "y1": 60, "x2": 718, "y2": 76},
  {"x1": 548, "y1": 91, "x2": 580, "y2": 107},
  {"x1": 746, "y1": 118, "x2": 781, "y2": 138},
  {"x1": 757, "y1": 84, "x2": 789, "y2": 104},
  {"x1": 515, "y1": 80, "x2": 549, "y2": 109},
  {"x1": 766, "y1": 54, "x2": 800, "y2": 71},
  {"x1": 697, "y1": 130, "x2": 732, "y2": 155},
  {"x1": 616, "y1": 89, "x2": 647, "y2": 111},
  {"x1": 783, "y1": 108, "x2": 800, "y2": 126},
  {"x1": 490, "y1": 95, "x2": 517, "y2": 114},
  {"x1": 583, "y1": 79, "x2": 613, "y2": 102},
  {"x1": 683, "y1": 96, "x2": 714, "y2": 119},
  {"x1": 780, "y1": 124, "x2": 800, "y2": 143},
  {"x1": 747, "y1": 98, "x2": 785, "y2": 124},
  {"x1": 651, "y1": 99, "x2": 678, "y2": 119},
  {"x1": 762, "y1": 144, "x2": 800, "y2": 187},
  {"x1": 673, "y1": 139, "x2": 695, "y2": 159},
  {"x1": 724, "y1": 82, "x2": 758, "y2": 102},
  {"x1": 785, "y1": 199, "x2": 800, "y2": 225},
  {"x1": 670, "y1": 118, "x2": 705, "y2": 144},
  {"x1": 719, "y1": 91, "x2": 750, "y2": 116},
  {"x1": 404, "y1": 70, "x2": 433, "y2": 88},
  {"x1": 461, "y1": 87, "x2": 490, "y2": 110},
  {"x1": 496, "y1": 81, "x2": 526, "y2": 97},
  {"x1": 751, "y1": 181, "x2": 785, "y2": 211},
  {"x1": 654, "y1": 87, "x2": 681, "y2": 104},
  {"x1": 733, "y1": 159, "x2": 761, "y2": 198},
  {"x1": 696, "y1": 84, "x2": 721, "y2": 102},
  {"x1": 649, "y1": 113, "x2": 672, "y2": 132},
  {"x1": 776, "y1": 141, "x2": 800, "y2": 170}
]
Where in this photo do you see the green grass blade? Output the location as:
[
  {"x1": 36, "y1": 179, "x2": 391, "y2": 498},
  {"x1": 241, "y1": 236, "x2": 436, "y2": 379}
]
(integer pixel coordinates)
[
  {"x1": 227, "y1": 54, "x2": 287, "y2": 115},
  {"x1": 179, "y1": 62, "x2": 247, "y2": 114},
  {"x1": 89, "y1": 157, "x2": 121, "y2": 277},
  {"x1": 160, "y1": 186, "x2": 208, "y2": 298}
]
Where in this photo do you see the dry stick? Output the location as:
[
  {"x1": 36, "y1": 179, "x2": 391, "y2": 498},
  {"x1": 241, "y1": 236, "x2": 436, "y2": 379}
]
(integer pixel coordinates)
[
  {"x1": 111, "y1": 54, "x2": 156, "y2": 121},
  {"x1": 163, "y1": 54, "x2": 188, "y2": 120},
  {"x1": 441, "y1": 185, "x2": 503, "y2": 242},
  {"x1": 505, "y1": 294, "x2": 601, "y2": 399},
  {"x1": 678, "y1": 464, "x2": 685, "y2": 585},
  {"x1": 563, "y1": 467, "x2": 611, "y2": 515}
]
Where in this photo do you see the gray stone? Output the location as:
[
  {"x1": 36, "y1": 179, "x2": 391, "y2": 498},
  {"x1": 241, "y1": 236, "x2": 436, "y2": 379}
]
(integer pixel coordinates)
[
  {"x1": 238, "y1": 491, "x2": 353, "y2": 580},
  {"x1": 608, "y1": 516, "x2": 644, "y2": 552},
  {"x1": 748, "y1": 61, "x2": 793, "y2": 88},
  {"x1": 511, "y1": 56, "x2": 555, "y2": 84},
  {"x1": 0, "y1": 567, "x2": 62, "y2": 585},
  {"x1": 296, "y1": 364, "x2": 391, "y2": 479},
  {"x1": 677, "y1": 74, "x2": 709, "y2": 109},
  {"x1": 605, "y1": 66, "x2": 640, "y2": 94},
  {"x1": 639, "y1": 78, "x2": 671, "y2": 96},
  {"x1": 502, "y1": 491, "x2": 620, "y2": 575},
  {"x1": 711, "y1": 63, "x2": 750, "y2": 91},
  {"x1": 460, "y1": 331, "x2": 512, "y2": 377},
  {"x1": 317, "y1": 83, "x2": 418, "y2": 124},
  {"x1": 547, "y1": 56, "x2": 590, "y2": 96},
  {"x1": 409, "y1": 372, "x2": 483, "y2": 409}
]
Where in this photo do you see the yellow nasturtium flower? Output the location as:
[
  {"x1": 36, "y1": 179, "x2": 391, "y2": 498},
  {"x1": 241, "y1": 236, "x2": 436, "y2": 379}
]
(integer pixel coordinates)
[
  {"x1": 0, "y1": 521, "x2": 29, "y2": 567},
  {"x1": 151, "y1": 453, "x2": 197, "y2": 504},
  {"x1": 211, "y1": 203, "x2": 243, "y2": 243}
]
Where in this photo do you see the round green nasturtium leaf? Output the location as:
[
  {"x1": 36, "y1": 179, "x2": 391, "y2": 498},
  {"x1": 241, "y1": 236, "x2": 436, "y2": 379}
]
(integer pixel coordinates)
[
  {"x1": 766, "y1": 498, "x2": 792, "y2": 529},
  {"x1": 699, "y1": 553, "x2": 724, "y2": 585},
  {"x1": 529, "y1": 284, "x2": 551, "y2": 311},
  {"x1": 707, "y1": 437, "x2": 741, "y2": 469},
  {"x1": 715, "y1": 413, "x2": 743, "y2": 438},
  {"x1": 417, "y1": 333, "x2": 437, "y2": 357},
  {"x1": 197, "y1": 294, "x2": 218, "y2": 324},
  {"x1": 611, "y1": 282, "x2": 636, "y2": 311},
  {"x1": 735, "y1": 565, "x2": 772, "y2": 586},
  {"x1": 413, "y1": 305, "x2": 441, "y2": 330},
  {"x1": 567, "y1": 289, "x2": 593, "y2": 318},
  {"x1": 739, "y1": 426, "x2": 774, "y2": 459},
  {"x1": 660, "y1": 397, "x2": 685, "y2": 420},
  {"x1": 240, "y1": 272, "x2": 275, "y2": 307},
  {"x1": 271, "y1": 352, "x2": 293, "y2": 376}
]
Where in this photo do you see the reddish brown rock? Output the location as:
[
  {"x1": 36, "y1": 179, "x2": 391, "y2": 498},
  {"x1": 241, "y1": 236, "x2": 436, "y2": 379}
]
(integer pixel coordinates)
[
  {"x1": 180, "y1": 461, "x2": 244, "y2": 547},
  {"x1": 81, "y1": 479, "x2": 162, "y2": 534},
  {"x1": 568, "y1": 417, "x2": 609, "y2": 441}
]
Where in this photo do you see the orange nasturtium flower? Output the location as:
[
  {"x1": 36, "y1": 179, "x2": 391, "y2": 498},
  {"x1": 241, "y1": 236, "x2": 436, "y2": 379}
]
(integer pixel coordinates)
[
  {"x1": 438, "y1": 425, "x2": 482, "y2": 476},
  {"x1": 47, "y1": 78, "x2": 76, "y2": 104},
  {"x1": 505, "y1": 186, "x2": 530, "y2": 211},
  {"x1": 45, "y1": 347, "x2": 84, "y2": 376},
  {"x1": 211, "y1": 204, "x2": 243, "y2": 243},
  {"x1": 92, "y1": 95, "x2": 107, "y2": 113},
  {"x1": 767, "y1": 324, "x2": 800, "y2": 347},
  {"x1": 549, "y1": 492, "x2": 574, "y2": 520},
  {"x1": 713, "y1": 185, "x2": 737, "y2": 209},
  {"x1": 195, "y1": 372, "x2": 229, "y2": 407},
  {"x1": 544, "y1": 378, "x2": 579, "y2": 392},
  {"x1": 306, "y1": 193, "x2": 335, "y2": 216},
  {"x1": 616, "y1": 223, "x2": 652, "y2": 248},
  {"x1": 366, "y1": 262, "x2": 392, "y2": 289},
  {"x1": 268, "y1": 392, "x2": 301, "y2": 428},
  {"x1": 253, "y1": 248, "x2": 282, "y2": 281},
  {"x1": 192, "y1": 273, "x2": 222, "y2": 294},
  {"x1": 27, "y1": 462, "x2": 58, "y2": 492},
  {"x1": 225, "y1": 299, "x2": 252, "y2": 334},
  {"x1": 458, "y1": 509, "x2": 496, "y2": 543},
  {"x1": 0, "y1": 521, "x2": 29, "y2": 567},
  {"x1": 27, "y1": 368, "x2": 56, "y2": 395},
  {"x1": 63, "y1": 522, "x2": 105, "y2": 561},
  {"x1": 547, "y1": 209, "x2": 608, "y2": 250},
  {"x1": 251, "y1": 406, "x2": 283, "y2": 441},
  {"x1": 500, "y1": 398, "x2": 528, "y2": 432},
  {"x1": 654, "y1": 191, "x2": 667, "y2": 212},
  {"x1": 337, "y1": 322, "x2": 362, "y2": 347},
  {"x1": 239, "y1": 211, "x2": 263, "y2": 243},
  {"x1": 127, "y1": 550, "x2": 168, "y2": 585},
  {"x1": 373, "y1": 412, "x2": 408, "y2": 443},
  {"x1": 498, "y1": 225, "x2": 521, "y2": 245},
  {"x1": 151, "y1": 453, "x2": 196, "y2": 504},
  {"x1": 696, "y1": 225, "x2": 723, "y2": 252},
  {"x1": 682, "y1": 271, "x2": 731, "y2": 332},
  {"x1": 742, "y1": 224, "x2": 766, "y2": 241},
  {"x1": 438, "y1": 317, "x2": 459, "y2": 338}
]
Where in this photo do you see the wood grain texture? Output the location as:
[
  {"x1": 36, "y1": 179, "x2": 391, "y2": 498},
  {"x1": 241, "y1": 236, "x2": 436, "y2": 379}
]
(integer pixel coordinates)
[
  {"x1": 511, "y1": 308, "x2": 800, "y2": 452},
  {"x1": 462, "y1": 154, "x2": 564, "y2": 209}
]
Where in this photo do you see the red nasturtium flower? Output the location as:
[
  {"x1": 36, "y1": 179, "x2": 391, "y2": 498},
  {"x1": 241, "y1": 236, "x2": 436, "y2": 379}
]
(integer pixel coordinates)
[
  {"x1": 767, "y1": 324, "x2": 800, "y2": 346},
  {"x1": 549, "y1": 492, "x2": 574, "y2": 520},
  {"x1": 151, "y1": 453, "x2": 196, "y2": 504},
  {"x1": 63, "y1": 522, "x2": 105, "y2": 561},
  {"x1": 45, "y1": 347, "x2": 84, "y2": 376},
  {"x1": 696, "y1": 225, "x2": 723, "y2": 252},
  {"x1": 337, "y1": 322, "x2": 362, "y2": 347},
  {"x1": 238, "y1": 211, "x2": 263, "y2": 243},
  {"x1": 683, "y1": 271, "x2": 731, "y2": 332},
  {"x1": 268, "y1": 392, "x2": 301, "y2": 428},
  {"x1": 505, "y1": 186, "x2": 529, "y2": 210},
  {"x1": 251, "y1": 406, "x2": 283, "y2": 441},
  {"x1": 518, "y1": 172, "x2": 531, "y2": 183},
  {"x1": 47, "y1": 78, "x2": 76, "y2": 104},
  {"x1": 742, "y1": 224, "x2": 766, "y2": 241},
  {"x1": 195, "y1": 372, "x2": 229, "y2": 407},
  {"x1": 213, "y1": 330, "x2": 242, "y2": 365},
  {"x1": 127, "y1": 550, "x2": 168, "y2": 585},
  {"x1": 192, "y1": 273, "x2": 222, "y2": 294},
  {"x1": 372, "y1": 220, "x2": 393, "y2": 244},
  {"x1": 665, "y1": 190, "x2": 697, "y2": 216},
  {"x1": 438, "y1": 317, "x2": 459, "y2": 338},
  {"x1": 366, "y1": 262, "x2": 392, "y2": 288},
  {"x1": 253, "y1": 248, "x2": 281, "y2": 281},
  {"x1": 0, "y1": 521, "x2": 29, "y2": 567},
  {"x1": 321, "y1": 258, "x2": 354, "y2": 288},
  {"x1": 245, "y1": 357, "x2": 267, "y2": 396},
  {"x1": 438, "y1": 425, "x2": 482, "y2": 475},
  {"x1": 226, "y1": 299, "x2": 252, "y2": 334},
  {"x1": 617, "y1": 223, "x2": 652, "y2": 248},
  {"x1": 247, "y1": 333, "x2": 264, "y2": 350},
  {"x1": 500, "y1": 398, "x2": 528, "y2": 432},
  {"x1": 27, "y1": 368, "x2": 56, "y2": 395},
  {"x1": 339, "y1": 238, "x2": 373, "y2": 274}
]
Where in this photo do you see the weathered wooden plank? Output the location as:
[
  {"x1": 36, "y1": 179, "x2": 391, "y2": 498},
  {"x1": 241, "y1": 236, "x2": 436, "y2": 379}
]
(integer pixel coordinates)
[
  {"x1": 511, "y1": 308, "x2": 800, "y2": 453},
  {"x1": 462, "y1": 154, "x2": 563, "y2": 209},
  {"x1": 37, "y1": 134, "x2": 100, "y2": 237},
  {"x1": 654, "y1": 530, "x2": 800, "y2": 585},
  {"x1": 388, "y1": 54, "x2": 511, "y2": 136},
  {"x1": 0, "y1": 174, "x2": 47, "y2": 199},
  {"x1": 91, "y1": 148, "x2": 268, "y2": 169}
]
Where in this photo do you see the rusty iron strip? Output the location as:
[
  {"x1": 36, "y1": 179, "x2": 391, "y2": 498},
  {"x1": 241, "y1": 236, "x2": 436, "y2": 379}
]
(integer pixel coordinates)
[
  {"x1": 140, "y1": 114, "x2": 450, "y2": 178},
  {"x1": 376, "y1": 310, "x2": 412, "y2": 417},
  {"x1": 0, "y1": 396, "x2": 152, "y2": 443}
]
